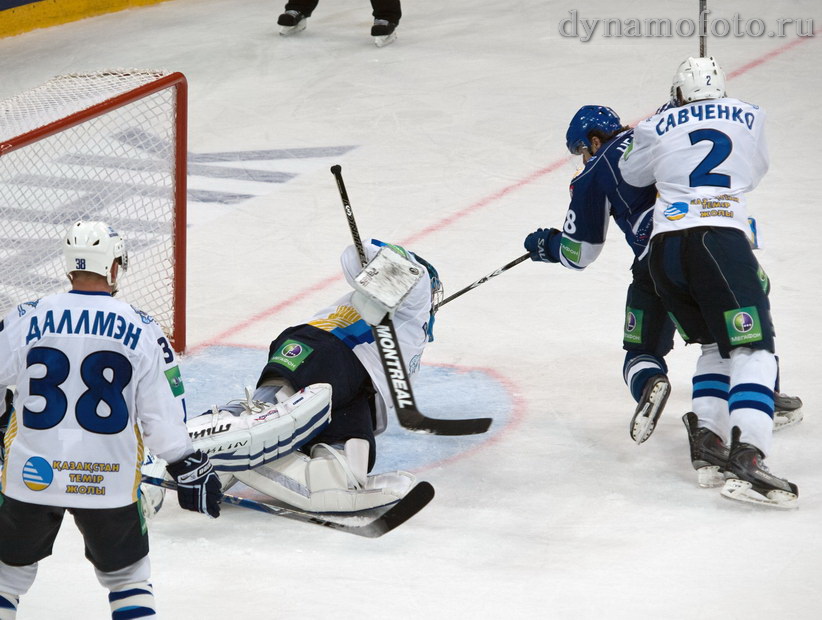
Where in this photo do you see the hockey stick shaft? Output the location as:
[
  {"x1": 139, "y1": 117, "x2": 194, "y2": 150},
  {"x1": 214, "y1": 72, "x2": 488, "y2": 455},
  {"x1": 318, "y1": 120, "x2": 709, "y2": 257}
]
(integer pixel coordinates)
[
  {"x1": 142, "y1": 475, "x2": 434, "y2": 538},
  {"x1": 699, "y1": 0, "x2": 707, "y2": 56},
  {"x1": 329, "y1": 165, "x2": 491, "y2": 435},
  {"x1": 437, "y1": 253, "x2": 529, "y2": 309},
  {"x1": 330, "y1": 165, "x2": 366, "y2": 266}
]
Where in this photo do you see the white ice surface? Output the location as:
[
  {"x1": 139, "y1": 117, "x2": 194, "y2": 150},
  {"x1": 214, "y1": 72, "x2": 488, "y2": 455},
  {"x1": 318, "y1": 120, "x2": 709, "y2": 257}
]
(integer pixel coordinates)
[{"x1": 1, "y1": 0, "x2": 821, "y2": 618}]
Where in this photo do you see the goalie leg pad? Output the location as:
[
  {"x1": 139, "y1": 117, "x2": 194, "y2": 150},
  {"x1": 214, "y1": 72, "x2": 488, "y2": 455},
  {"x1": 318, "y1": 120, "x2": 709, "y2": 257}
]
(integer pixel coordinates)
[
  {"x1": 189, "y1": 383, "x2": 332, "y2": 472},
  {"x1": 234, "y1": 444, "x2": 415, "y2": 513}
]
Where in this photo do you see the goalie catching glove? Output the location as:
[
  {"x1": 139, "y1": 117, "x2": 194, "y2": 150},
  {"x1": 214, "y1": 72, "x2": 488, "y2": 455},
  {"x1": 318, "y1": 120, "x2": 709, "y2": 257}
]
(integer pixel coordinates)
[{"x1": 166, "y1": 450, "x2": 222, "y2": 518}]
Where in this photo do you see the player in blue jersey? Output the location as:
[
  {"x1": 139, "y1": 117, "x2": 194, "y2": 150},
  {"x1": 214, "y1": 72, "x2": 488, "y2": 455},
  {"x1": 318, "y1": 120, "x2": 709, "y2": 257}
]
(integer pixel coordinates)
[{"x1": 524, "y1": 105, "x2": 675, "y2": 445}]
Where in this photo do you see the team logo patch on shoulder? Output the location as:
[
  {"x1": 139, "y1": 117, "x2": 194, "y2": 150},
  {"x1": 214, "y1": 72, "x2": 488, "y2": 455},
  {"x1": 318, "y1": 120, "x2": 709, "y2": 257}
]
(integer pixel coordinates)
[
  {"x1": 131, "y1": 306, "x2": 155, "y2": 325},
  {"x1": 664, "y1": 202, "x2": 689, "y2": 221},
  {"x1": 17, "y1": 300, "x2": 39, "y2": 316},
  {"x1": 269, "y1": 339, "x2": 314, "y2": 371},
  {"x1": 23, "y1": 456, "x2": 53, "y2": 491}
]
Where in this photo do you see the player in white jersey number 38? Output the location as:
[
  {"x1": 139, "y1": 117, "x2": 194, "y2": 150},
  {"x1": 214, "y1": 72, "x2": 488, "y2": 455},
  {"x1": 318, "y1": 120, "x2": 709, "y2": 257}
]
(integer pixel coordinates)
[{"x1": 0, "y1": 221, "x2": 221, "y2": 618}]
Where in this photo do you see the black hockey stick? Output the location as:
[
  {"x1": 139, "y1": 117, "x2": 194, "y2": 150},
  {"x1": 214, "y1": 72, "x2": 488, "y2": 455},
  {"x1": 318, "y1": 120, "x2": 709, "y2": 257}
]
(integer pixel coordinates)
[
  {"x1": 330, "y1": 165, "x2": 492, "y2": 435},
  {"x1": 436, "y1": 253, "x2": 530, "y2": 309},
  {"x1": 142, "y1": 475, "x2": 435, "y2": 538}
]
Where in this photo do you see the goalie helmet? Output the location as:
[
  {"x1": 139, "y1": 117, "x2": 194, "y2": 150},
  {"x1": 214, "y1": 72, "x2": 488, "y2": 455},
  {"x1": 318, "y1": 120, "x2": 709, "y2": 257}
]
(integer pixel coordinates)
[
  {"x1": 412, "y1": 252, "x2": 442, "y2": 342},
  {"x1": 672, "y1": 56, "x2": 726, "y2": 103},
  {"x1": 565, "y1": 105, "x2": 623, "y2": 155},
  {"x1": 64, "y1": 220, "x2": 128, "y2": 289}
]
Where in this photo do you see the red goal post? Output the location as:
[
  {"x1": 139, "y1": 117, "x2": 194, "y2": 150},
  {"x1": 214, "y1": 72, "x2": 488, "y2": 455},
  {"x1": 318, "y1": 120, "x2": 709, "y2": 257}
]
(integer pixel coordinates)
[{"x1": 0, "y1": 70, "x2": 187, "y2": 352}]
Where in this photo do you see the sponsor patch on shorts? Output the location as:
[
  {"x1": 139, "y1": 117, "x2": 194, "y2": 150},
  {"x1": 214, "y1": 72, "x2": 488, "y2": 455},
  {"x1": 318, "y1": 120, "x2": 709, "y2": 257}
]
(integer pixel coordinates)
[
  {"x1": 724, "y1": 306, "x2": 763, "y2": 345},
  {"x1": 269, "y1": 339, "x2": 313, "y2": 371},
  {"x1": 624, "y1": 307, "x2": 644, "y2": 344}
]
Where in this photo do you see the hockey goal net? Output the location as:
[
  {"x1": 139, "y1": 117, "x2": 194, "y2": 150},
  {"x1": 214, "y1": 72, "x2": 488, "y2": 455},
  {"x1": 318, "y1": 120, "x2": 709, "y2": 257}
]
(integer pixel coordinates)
[{"x1": 0, "y1": 70, "x2": 187, "y2": 351}]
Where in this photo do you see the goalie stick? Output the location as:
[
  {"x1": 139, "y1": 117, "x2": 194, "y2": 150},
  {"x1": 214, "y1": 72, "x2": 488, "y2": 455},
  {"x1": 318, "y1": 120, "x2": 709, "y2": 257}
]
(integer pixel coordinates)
[
  {"x1": 437, "y1": 253, "x2": 530, "y2": 309},
  {"x1": 330, "y1": 164, "x2": 491, "y2": 435},
  {"x1": 142, "y1": 475, "x2": 435, "y2": 538}
]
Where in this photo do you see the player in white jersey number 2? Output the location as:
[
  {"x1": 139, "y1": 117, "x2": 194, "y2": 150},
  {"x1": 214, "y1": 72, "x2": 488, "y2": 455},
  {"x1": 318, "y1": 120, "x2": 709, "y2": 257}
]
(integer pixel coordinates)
[
  {"x1": 619, "y1": 57, "x2": 798, "y2": 509},
  {"x1": 0, "y1": 221, "x2": 221, "y2": 619}
]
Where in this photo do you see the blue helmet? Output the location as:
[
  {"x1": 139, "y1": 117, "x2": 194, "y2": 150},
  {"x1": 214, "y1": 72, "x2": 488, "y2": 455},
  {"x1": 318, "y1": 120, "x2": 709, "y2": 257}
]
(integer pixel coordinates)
[{"x1": 565, "y1": 105, "x2": 622, "y2": 155}]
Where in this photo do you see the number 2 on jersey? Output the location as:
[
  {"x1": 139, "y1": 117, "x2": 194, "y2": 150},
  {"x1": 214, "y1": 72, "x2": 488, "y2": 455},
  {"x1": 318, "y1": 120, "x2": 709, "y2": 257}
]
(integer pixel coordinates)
[{"x1": 688, "y1": 129, "x2": 731, "y2": 188}]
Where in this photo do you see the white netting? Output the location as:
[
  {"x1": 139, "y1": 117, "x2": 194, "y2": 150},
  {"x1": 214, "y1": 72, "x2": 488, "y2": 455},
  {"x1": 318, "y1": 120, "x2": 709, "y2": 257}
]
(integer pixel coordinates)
[{"x1": 0, "y1": 70, "x2": 184, "y2": 348}]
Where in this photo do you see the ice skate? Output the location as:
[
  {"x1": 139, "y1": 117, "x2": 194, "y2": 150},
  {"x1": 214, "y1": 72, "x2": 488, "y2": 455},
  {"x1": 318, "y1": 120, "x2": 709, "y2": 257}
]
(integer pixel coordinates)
[
  {"x1": 773, "y1": 392, "x2": 803, "y2": 431},
  {"x1": 720, "y1": 427, "x2": 798, "y2": 509},
  {"x1": 278, "y1": 10, "x2": 306, "y2": 36},
  {"x1": 682, "y1": 412, "x2": 729, "y2": 488},
  {"x1": 629, "y1": 375, "x2": 670, "y2": 444},
  {"x1": 371, "y1": 19, "x2": 397, "y2": 47}
]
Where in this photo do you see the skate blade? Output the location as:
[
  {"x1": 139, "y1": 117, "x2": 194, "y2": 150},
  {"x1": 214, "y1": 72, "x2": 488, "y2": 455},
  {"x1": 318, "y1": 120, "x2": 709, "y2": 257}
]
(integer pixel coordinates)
[
  {"x1": 630, "y1": 379, "x2": 669, "y2": 445},
  {"x1": 279, "y1": 20, "x2": 307, "y2": 36},
  {"x1": 774, "y1": 408, "x2": 803, "y2": 432},
  {"x1": 720, "y1": 478, "x2": 798, "y2": 509},
  {"x1": 696, "y1": 465, "x2": 724, "y2": 488},
  {"x1": 374, "y1": 32, "x2": 397, "y2": 47}
]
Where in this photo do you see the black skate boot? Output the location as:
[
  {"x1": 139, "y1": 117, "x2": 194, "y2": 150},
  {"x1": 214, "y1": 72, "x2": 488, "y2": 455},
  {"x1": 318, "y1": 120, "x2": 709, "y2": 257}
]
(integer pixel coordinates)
[
  {"x1": 371, "y1": 19, "x2": 397, "y2": 47},
  {"x1": 630, "y1": 374, "x2": 670, "y2": 444},
  {"x1": 278, "y1": 10, "x2": 307, "y2": 35},
  {"x1": 720, "y1": 426, "x2": 798, "y2": 508},
  {"x1": 682, "y1": 412, "x2": 729, "y2": 488}
]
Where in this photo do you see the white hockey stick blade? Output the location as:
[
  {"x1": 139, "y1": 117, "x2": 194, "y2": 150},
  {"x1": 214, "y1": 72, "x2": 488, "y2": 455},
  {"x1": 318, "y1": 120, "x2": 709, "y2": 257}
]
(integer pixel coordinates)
[{"x1": 720, "y1": 478, "x2": 798, "y2": 509}]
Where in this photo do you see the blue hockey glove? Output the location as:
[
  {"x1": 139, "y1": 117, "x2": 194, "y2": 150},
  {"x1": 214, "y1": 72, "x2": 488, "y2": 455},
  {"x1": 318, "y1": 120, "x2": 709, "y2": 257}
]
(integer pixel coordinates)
[
  {"x1": 524, "y1": 228, "x2": 561, "y2": 263},
  {"x1": 166, "y1": 450, "x2": 222, "y2": 518}
]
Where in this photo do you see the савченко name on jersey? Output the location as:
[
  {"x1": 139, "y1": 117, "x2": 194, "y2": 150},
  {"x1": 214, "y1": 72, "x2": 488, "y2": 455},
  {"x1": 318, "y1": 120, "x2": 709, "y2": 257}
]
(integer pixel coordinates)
[
  {"x1": 654, "y1": 102, "x2": 758, "y2": 135},
  {"x1": 25, "y1": 307, "x2": 143, "y2": 349}
]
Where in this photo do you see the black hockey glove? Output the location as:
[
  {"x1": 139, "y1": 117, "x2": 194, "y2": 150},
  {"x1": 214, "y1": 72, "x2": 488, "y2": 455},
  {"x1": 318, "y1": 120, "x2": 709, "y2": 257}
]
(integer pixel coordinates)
[
  {"x1": 166, "y1": 450, "x2": 222, "y2": 518},
  {"x1": 524, "y1": 227, "x2": 561, "y2": 263}
]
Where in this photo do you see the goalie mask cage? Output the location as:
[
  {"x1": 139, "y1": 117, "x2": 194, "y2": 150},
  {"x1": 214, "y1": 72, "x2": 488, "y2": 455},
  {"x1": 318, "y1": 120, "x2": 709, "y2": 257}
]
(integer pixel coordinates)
[{"x1": 0, "y1": 70, "x2": 187, "y2": 352}]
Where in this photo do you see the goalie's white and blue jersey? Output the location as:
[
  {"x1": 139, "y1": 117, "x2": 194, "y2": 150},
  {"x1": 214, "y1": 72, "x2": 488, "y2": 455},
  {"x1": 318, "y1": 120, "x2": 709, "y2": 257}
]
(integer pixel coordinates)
[
  {"x1": 307, "y1": 240, "x2": 433, "y2": 435},
  {"x1": 547, "y1": 129, "x2": 658, "y2": 269},
  {"x1": 0, "y1": 291, "x2": 192, "y2": 509}
]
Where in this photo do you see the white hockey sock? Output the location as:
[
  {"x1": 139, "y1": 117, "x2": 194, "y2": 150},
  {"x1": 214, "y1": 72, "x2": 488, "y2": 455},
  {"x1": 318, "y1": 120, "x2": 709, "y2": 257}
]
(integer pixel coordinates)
[
  {"x1": 108, "y1": 582, "x2": 156, "y2": 619},
  {"x1": 729, "y1": 348, "x2": 777, "y2": 455},
  {"x1": 0, "y1": 592, "x2": 18, "y2": 620},
  {"x1": 691, "y1": 343, "x2": 730, "y2": 442}
]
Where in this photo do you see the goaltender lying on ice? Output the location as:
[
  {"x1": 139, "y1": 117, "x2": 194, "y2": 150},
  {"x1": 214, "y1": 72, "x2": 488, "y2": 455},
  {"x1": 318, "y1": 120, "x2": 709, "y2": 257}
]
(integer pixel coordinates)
[{"x1": 141, "y1": 245, "x2": 434, "y2": 516}]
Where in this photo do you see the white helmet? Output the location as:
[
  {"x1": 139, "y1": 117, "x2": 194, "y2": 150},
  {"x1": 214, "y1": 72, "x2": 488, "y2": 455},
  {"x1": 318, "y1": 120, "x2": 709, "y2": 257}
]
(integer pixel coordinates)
[
  {"x1": 64, "y1": 220, "x2": 128, "y2": 288},
  {"x1": 672, "y1": 56, "x2": 726, "y2": 103}
]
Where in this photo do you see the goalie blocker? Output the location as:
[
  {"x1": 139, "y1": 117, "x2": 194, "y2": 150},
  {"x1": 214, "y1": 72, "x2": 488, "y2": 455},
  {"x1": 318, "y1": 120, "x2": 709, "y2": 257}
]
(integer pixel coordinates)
[{"x1": 351, "y1": 246, "x2": 424, "y2": 324}]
